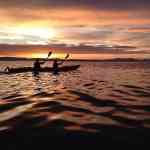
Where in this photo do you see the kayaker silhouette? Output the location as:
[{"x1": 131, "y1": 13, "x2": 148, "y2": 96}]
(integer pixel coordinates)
[
  {"x1": 52, "y1": 59, "x2": 63, "y2": 74},
  {"x1": 52, "y1": 54, "x2": 69, "y2": 74},
  {"x1": 33, "y1": 51, "x2": 52, "y2": 74},
  {"x1": 33, "y1": 52, "x2": 69, "y2": 75},
  {"x1": 2, "y1": 53, "x2": 78, "y2": 75},
  {"x1": 33, "y1": 59, "x2": 45, "y2": 74}
]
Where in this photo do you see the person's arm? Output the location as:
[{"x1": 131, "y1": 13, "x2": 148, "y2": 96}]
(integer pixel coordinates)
[
  {"x1": 58, "y1": 54, "x2": 69, "y2": 65},
  {"x1": 40, "y1": 61, "x2": 45, "y2": 65},
  {"x1": 58, "y1": 60, "x2": 64, "y2": 65}
]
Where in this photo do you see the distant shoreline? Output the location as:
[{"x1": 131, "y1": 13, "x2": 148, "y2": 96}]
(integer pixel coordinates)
[{"x1": 0, "y1": 57, "x2": 150, "y2": 62}]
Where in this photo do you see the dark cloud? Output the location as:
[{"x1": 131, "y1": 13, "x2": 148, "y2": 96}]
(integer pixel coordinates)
[
  {"x1": 113, "y1": 45, "x2": 137, "y2": 49},
  {"x1": 0, "y1": 0, "x2": 150, "y2": 10},
  {"x1": 128, "y1": 26, "x2": 150, "y2": 33},
  {"x1": 0, "y1": 43, "x2": 140, "y2": 55},
  {"x1": 58, "y1": 28, "x2": 113, "y2": 41}
]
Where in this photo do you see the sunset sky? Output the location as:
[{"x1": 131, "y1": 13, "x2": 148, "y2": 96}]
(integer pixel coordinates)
[{"x1": 0, "y1": 0, "x2": 150, "y2": 59}]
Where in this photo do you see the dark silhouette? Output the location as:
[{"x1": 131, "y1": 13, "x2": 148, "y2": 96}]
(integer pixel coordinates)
[
  {"x1": 52, "y1": 59, "x2": 64, "y2": 74},
  {"x1": 4, "y1": 66, "x2": 11, "y2": 72},
  {"x1": 33, "y1": 59, "x2": 45, "y2": 75},
  {"x1": 52, "y1": 54, "x2": 69, "y2": 74}
]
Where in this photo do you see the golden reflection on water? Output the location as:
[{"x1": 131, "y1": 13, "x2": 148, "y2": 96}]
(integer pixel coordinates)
[
  {"x1": 0, "y1": 103, "x2": 35, "y2": 122},
  {"x1": 0, "y1": 61, "x2": 150, "y2": 138}
]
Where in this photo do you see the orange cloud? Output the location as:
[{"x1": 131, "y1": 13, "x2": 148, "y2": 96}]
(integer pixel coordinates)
[{"x1": 0, "y1": 3, "x2": 150, "y2": 59}]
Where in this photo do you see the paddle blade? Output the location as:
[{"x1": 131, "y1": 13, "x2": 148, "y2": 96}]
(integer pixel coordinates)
[
  {"x1": 48, "y1": 51, "x2": 52, "y2": 58},
  {"x1": 65, "y1": 54, "x2": 69, "y2": 59}
]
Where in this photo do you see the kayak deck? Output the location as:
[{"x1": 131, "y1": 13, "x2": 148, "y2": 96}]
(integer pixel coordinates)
[{"x1": 3, "y1": 65, "x2": 80, "y2": 74}]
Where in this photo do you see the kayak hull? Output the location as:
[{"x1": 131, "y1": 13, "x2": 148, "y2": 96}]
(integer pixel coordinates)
[{"x1": 3, "y1": 65, "x2": 80, "y2": 74}]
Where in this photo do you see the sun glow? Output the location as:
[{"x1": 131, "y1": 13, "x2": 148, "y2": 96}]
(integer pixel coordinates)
[
  {"x1": 20, "y1": 27, "x2": 55, "y2": 37},
  {"x1": 7, "y1": 27, "x2": 57, "y2": 44},
  {"x1": 31, "y1": 53, "x2": 68, "y2": 59},
  {"x1": 31, "y1": 53, "x2": 48, "y2": 58}
]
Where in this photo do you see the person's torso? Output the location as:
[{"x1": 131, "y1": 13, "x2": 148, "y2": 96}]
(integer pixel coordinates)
[
  {"x1": 34, "y1": 62, "x2": 41, "y2": 69},
  {"x1": 53, "y1": 62, "x2": 58, "y2": 68}
]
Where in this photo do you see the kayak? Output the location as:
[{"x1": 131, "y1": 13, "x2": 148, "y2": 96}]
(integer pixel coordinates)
[{"x1": 1, "y1": 65, "x2": 80, "y2": 74}]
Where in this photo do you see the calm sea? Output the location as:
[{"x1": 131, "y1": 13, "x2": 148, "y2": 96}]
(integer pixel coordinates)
[{"x1": 0, "y1": 60, "x2": 150, "y2": 145}]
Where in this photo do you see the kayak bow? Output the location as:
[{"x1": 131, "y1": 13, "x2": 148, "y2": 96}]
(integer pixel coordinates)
[{"x1": 2, "y1": 65, "x2": 80, "y2": 74}]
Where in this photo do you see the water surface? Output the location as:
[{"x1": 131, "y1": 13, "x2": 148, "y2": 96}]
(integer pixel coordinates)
[{"x1": 0, "y1": 61, "x2": 150, "y2": 144}]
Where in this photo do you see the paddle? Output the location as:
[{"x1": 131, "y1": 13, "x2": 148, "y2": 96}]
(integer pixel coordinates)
[
  {"x1": 40, "y1": 51, "x2": 52, "y2": 64},
  {"x1": 65, "y1": 53, "x2": 69, "y2": 59},
  {"x1": 59, "y1": 53, "x2": 69, "y2": 65},
  {"x1": 44, "y1": 51, "x2": 52, "y2": 62},
  {"x1": 47, "y1": 51, "x2": 52, "y2": 59}
]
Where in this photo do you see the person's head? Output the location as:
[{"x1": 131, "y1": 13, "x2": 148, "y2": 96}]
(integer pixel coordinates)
[
  {"x1": 54, "y1": 59, "x2": 57, "y2": 63},
  {"x1": 36, "y1": 58, "x2": 39, "y2": 62}
]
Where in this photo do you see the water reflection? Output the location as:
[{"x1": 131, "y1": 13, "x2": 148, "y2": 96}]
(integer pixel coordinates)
[{"x1": 0, "y1": 61, "x2": 150, "y2": 144}]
